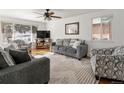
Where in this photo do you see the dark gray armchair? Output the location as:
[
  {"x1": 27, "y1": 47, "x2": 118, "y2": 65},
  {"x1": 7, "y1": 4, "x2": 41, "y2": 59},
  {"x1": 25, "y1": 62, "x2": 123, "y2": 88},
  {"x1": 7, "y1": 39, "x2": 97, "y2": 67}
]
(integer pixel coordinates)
[{"x1": 0, "y1": 57, "x2": 50, "y2": 84}]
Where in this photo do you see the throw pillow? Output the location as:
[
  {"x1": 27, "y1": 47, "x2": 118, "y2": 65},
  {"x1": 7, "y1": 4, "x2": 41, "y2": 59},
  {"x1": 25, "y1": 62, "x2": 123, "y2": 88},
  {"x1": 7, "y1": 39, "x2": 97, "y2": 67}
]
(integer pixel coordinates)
[
  {"x1": 56, "y1": 39, "x2": 63, "y2": 46},
  {"x1": 82, "y1": 40, "x2": 85, "y2": 44},
  {"x1": 112, "y1": 46, "x2": 124, "y2": 55},
  {"x1": 0, "y1": 49, "x2": 15, "y2": 69},
  {"x1": 63, "y1": 39, "x2": 71, "y2": 46},
  {"x1": 69, "y1": 39, "x2": 78, "y2": 46},
  {"x1": 9, "y1": 49, "x2": 31, "y2": 64},
  {"x1": 0, "y1": 52, "x2": 9, "y2": 69},
  {"x1": 1, "y1": 51, "x2": 15, "y2": 66},
  {"x1": 72, "y1": 41, "x2": 81, "y2": 49}
]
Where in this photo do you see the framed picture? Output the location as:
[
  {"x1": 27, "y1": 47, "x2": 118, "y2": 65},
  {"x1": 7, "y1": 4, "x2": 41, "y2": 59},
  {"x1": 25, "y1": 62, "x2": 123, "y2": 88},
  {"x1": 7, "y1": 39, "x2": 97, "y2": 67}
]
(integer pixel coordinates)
[{"x1": 65, "y1": 22, "x2": 79, "y2": 35}]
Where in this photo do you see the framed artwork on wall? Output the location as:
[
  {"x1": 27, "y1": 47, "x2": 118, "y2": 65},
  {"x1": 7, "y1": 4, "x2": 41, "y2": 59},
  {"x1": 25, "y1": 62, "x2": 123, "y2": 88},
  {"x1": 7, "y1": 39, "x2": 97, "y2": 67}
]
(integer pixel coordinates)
[{"x1": 65, "y1": 22, "x2": 79, "y2": 35}]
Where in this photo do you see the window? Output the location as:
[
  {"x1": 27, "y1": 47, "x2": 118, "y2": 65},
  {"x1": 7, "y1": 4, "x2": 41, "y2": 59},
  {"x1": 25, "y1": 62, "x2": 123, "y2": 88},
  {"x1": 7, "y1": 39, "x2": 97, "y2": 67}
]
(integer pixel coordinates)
[
  {"x1": 14, "y1": 24, "x2": 32, "y2": 43},
  {"x1": 1, "y1": 22, "x2": 13, "y2": 43},
  {"x1": 1, "y1": 22, "x2": 38, "y2": 43},
  {"x1": 92, "y1": 15, "x2": 113, "y2": 40}
]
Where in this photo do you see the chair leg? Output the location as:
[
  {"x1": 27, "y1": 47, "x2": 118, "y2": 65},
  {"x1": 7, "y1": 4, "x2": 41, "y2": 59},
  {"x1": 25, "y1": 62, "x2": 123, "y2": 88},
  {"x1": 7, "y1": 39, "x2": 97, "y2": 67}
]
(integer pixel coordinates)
[
  {"x1": 95, "y1": 76, "x2": 100, "y2": 80},
  {"x1": 78, "y1": 58, "x2": 81, "y2": 60}
]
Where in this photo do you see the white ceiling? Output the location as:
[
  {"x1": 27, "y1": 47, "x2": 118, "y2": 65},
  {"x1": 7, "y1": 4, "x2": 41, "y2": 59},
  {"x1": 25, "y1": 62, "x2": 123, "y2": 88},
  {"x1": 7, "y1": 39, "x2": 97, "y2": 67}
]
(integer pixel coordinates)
[{"x1": 0, "y1": 9, "x2": 104, "y2": 22}]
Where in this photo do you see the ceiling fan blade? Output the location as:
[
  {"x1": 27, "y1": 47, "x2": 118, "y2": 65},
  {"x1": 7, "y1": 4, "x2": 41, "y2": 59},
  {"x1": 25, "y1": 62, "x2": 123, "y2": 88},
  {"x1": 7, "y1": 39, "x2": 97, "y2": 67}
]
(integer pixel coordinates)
[
  {"x1": 49, "y1": 12, "x2": 55, "y2": 16},
  {"x1": 51, "y1": 16, "x2": 62, "y2": 18},
  {"x1": 33, "y1": 12, "x2": 44, "y2": 15}
]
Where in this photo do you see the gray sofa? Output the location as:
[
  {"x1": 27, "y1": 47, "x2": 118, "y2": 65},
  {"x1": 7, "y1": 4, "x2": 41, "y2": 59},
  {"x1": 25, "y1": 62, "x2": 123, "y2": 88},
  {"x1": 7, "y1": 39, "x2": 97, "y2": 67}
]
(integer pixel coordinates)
[
  {"x1": 0, "y1": 49, "x2": 50, "y2": 84},
  {"x1": 53, "y1": 39, "x2": 88, "y2": 60}
]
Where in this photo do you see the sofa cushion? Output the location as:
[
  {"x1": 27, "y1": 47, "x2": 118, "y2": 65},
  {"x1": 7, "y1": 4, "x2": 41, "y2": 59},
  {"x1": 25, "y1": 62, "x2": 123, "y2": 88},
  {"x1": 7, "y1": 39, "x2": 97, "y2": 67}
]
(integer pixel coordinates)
[
  {"x1": 9, "y1": 49, "x2": 31, "y2": 64},
  {"x1": 54, "y1": 45, "x2": 59, "y2": 51},
  {"x1": 66, "y1": 47, "x2": 77, "y2": 54},
  {"x1": 63, "y1": 39, "x2": 70, "y2": 46},
  {"x1": 112, "y1": 46, "x2": 124, "y2": 55},
  {"x1": 56, "y1": 39, "x2": 63, "y2": 46},
  {"x1": 72, "y1": 40, "x2": 82, "y2": 49},
  {"x1": 58, "y1": 46, "x2": 67, "y2": 51}
]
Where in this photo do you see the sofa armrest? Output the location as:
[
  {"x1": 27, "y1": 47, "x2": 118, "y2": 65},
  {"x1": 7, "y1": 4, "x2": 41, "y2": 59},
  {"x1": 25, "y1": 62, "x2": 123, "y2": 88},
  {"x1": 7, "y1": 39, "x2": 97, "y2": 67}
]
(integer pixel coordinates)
[
  {"x1": 76, "y1": 44, "x2": 88, "y2": 59},
  {"x1": 90, "y1": 47, "x2": 116, "y2": 57},
  {"x1": 52, "y1": 42, "x2": 56, "y2": 46},
  {"x1": 18, "y1": 48, "x2": 28, "y2": 52},
  {"x1": 0, "y1": 57, "x2": 50, "y2": 84}
]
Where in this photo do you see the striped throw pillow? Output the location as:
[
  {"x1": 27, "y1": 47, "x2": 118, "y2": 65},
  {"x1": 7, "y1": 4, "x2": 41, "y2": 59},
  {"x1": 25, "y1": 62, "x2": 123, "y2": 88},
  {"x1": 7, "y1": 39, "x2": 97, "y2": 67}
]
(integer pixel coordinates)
[{"x1": 0, "y1": 49, "x2": 15, "y2": 66}]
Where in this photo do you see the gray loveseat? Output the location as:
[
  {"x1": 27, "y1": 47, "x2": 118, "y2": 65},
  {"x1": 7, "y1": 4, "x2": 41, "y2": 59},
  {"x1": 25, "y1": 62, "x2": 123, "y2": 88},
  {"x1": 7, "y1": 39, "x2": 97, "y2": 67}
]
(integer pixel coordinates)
[{"x1": 53, "y1": 39, "x2": 88, "y2": 60}]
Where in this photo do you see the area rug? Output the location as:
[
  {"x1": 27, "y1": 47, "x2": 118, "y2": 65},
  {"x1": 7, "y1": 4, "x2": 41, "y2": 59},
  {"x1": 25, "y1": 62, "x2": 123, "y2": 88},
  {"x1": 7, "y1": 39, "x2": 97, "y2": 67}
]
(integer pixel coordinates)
[{"x1": 44, "y1": 53, "x2": 98, "y2": 84}]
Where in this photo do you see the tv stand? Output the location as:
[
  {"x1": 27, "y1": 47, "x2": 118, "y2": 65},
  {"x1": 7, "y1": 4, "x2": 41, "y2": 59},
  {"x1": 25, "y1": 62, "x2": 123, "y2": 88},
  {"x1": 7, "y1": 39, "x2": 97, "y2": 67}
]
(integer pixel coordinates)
[{"x1": 36, "y1": 38, "x2": 51, "y2": 49}]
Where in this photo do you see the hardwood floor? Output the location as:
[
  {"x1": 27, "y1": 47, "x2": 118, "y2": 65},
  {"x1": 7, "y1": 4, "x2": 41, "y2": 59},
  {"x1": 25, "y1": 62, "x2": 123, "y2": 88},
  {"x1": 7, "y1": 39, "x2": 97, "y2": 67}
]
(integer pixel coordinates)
[{"x1": 31, "y1": 48, "x2": 50, "y2": 55}]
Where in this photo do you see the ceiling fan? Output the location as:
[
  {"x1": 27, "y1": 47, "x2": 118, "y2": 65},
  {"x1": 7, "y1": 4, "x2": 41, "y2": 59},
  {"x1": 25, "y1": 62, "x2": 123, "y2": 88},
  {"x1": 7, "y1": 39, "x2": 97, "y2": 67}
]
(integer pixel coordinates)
[{"x1": 34, "y1": 9, "x2": 62, "y2": 20}]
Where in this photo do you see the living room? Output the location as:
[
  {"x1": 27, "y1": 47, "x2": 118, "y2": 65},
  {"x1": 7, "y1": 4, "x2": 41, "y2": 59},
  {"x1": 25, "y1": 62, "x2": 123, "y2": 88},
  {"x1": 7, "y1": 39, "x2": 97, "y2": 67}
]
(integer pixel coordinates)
[
  {"x1": 1, "y1": 0, "x2": 124, "y2": 92},
  {"x1": 0, "y1": 9, "x2": 124, "y2": 85}
]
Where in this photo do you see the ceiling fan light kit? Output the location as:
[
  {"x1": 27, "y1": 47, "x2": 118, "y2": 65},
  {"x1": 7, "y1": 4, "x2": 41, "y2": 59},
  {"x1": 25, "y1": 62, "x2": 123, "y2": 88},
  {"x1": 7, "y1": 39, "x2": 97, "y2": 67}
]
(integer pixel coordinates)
[{"x1": 44, "y1": 16, "x2": 52, "y2": 21}]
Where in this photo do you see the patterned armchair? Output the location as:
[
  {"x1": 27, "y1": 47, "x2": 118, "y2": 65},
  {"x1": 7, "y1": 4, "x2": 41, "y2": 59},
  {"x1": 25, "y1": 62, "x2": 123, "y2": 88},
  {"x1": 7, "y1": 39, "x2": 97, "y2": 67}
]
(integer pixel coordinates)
[{"x1": 90, "y1": 47, "x2": 124, "y2": 81}]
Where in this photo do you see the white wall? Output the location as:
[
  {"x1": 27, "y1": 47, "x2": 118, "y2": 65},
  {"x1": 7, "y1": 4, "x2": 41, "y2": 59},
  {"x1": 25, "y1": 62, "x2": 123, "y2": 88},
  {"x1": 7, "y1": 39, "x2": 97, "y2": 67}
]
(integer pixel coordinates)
[
  {"x1": 0, "y1": 16, "x2": 42, "y2": 26},
  {"x1": 0, "y1": 16, "x2": 47, "y2": 30},
  {"x1": 47, "y1": 10, "x2": 124, "y2": 51},
  {"x1": 38, "y1": 23, "x2": 47, "y2": 30}
]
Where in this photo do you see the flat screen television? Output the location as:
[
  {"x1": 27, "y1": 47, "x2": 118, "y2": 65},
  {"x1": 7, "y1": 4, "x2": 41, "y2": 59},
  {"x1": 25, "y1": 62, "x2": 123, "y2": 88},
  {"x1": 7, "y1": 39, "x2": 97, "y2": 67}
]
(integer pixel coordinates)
[{"x1": 37, "y1": 31, "x2": 50, "y2": 38}]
